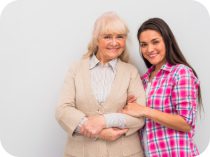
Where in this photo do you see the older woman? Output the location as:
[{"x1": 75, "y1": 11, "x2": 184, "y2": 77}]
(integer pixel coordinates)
[{"x1": 56, "y1": 12, "x2": 146, "y2": 157}]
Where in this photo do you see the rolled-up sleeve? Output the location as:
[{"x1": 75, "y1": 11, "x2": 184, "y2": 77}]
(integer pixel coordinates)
[{"x1": 172, "y1": 66, "x2": 199, "y2": 126}]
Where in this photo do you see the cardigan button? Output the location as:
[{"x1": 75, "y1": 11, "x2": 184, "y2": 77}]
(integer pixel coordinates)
[{"x1": 97, "y1": 108, "x2": 104, "y2": 114}]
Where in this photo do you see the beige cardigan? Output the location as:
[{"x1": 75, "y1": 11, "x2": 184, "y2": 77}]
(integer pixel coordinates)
[{"x1": 56, "y1": 58, "x2": 146, "y2": 157}]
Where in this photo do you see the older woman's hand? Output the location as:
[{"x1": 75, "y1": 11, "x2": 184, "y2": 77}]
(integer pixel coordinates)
[
  {"x1": 80, "y1": 115, "x2": 106, "y2": 138},
  {"x1": 99, "y1": 128, "x2": 128, "y2": 141},
  {"x1": 122, "y1": 103, "x2": 147, "y2": 118}
]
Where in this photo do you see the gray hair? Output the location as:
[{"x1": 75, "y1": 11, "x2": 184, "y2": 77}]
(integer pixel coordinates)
[{"x1": 83, "y1": 11, "x2": 129, "y2": 62}]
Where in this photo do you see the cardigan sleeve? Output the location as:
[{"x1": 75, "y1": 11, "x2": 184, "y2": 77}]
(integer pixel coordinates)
[
  {"x1": 124, "y1": 65, "x2": 146, "y2": 136},
  {"x1": 103, "y1": 64, "x2": 146, "y2": 136},
  {"x1": 55, "y1": 61, "x2": 86, "y2": 137}
]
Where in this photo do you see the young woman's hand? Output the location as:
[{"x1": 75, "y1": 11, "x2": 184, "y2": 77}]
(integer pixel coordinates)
[
  {"x1": 127, "y1": 95, "x2": 137, "y2": 103},
  {"x1": 122, "y1": 103, "x2": 147, "y2": 118}
]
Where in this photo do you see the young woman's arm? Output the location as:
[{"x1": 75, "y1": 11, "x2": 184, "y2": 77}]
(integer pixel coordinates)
[{"x1": 122, "y1": 103, "x2": 191, "y2": 132}]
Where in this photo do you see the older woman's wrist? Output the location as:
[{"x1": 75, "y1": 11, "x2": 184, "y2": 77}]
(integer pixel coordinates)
[
  {"x1": 98, "y1": 115, "x2": 106, "y2": 128},
  {"x1": 104, "y1": 113, "x2": 126, "y2": 128}
]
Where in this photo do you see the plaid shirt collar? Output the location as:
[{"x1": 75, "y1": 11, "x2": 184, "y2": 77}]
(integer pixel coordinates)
[{"x1": 142, "y1": 62, "x2": 173, "y2": 82}]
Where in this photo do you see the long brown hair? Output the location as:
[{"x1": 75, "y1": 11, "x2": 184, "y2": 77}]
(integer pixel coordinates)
[{"x1": 137, "y1": 17, "x2": 202, "y2": 109}]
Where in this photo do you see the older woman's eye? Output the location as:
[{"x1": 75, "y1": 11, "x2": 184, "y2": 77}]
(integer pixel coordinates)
[
  {"x1": 116, "y1": 35, "x2": 125, "y2": 39},
  {"x1": 103, "y1": 35, "x2": 112, "y2": 39}
]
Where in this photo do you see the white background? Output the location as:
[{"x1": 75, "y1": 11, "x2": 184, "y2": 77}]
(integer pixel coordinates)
[{"x1": 0, "y1": 0, "x2": 210, "y2": 156}]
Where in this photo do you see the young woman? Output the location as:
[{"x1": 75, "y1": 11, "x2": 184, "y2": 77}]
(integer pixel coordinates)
[{"x1": 122, "y1": 18, "x2": 202, "y2": 157}]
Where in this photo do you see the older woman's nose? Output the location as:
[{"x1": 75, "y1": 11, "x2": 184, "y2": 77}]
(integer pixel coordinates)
[{"x1": 110, "y1": 37, "x2": 118, "y2": 46}]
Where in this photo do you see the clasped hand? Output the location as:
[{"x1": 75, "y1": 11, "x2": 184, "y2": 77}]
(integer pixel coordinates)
[
  {"x1": 79, "y1": 115, "x2": 128, "y2": 141},
  {"x1": 80, "y1": 115, "x2": 105, "y2": 138},
  {"x1": 121, "y1": 95, "x2": 147, "y2": 117}
]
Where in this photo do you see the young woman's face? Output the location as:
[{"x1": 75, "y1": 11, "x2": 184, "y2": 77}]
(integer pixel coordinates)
[
  {"x1": 139, "y1": 29, "x2": 166, "y2": 69},
  {"x1": 96, "y1": 33, "x2": 126, "y2": 63}
]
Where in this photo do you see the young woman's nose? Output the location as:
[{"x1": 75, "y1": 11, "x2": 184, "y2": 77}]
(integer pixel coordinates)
[{"x1": 147, "y1": 44, "x2": 154, "y2": 52}]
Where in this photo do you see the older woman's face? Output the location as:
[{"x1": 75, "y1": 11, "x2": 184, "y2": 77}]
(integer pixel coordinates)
[
  {"x1": 139, "y1": 29, "x2": 166, "y2": 69},
  {"x1": 96, "y1": 33, "x2": 126, "y2": 63}
]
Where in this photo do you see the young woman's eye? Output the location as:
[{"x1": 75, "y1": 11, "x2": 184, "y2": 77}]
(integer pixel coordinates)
[
  {"x1": 140, "y1": 43, "x2": 147, "y2": 47},
  {"x1": 153, "y1": 40, "x2": 160, "y2": 45}
]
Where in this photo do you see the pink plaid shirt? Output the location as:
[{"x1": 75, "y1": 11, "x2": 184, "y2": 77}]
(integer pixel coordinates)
[{"x1": 141, "y1": 62, "x2": 199, "y2": 157}]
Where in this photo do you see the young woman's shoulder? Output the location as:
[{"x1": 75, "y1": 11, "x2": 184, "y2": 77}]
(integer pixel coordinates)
[
  {"x1": 172, "y1": 64, "x2": 193, "y2": 75},
  {"x1": 171, "y1": 64, "x2": 198, "y2": 81}
]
